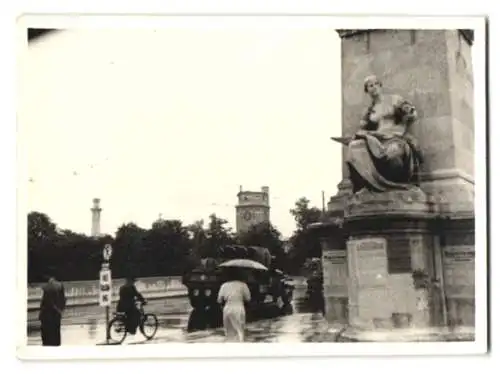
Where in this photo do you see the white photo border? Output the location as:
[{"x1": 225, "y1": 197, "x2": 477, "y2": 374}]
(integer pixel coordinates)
[{"x1": 15, "y1": 13, "x2": 487, "y2": 360}]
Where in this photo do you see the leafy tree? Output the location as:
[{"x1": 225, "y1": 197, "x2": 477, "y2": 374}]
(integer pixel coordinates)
[
  {"x1": 145, "y1": 219, "x2": 191, "y2": 275},
  {"x1": 237, "y1": 221, "x2": 286, "y2": 269},
  {"x1": 289, "y1": 197, "x2": 323, "y2": 231},
  {"x1": 29, "y1": 209, "x2": 286, "y2": 281},
  {"x1": 186, "y1": 220, "x2": 207, "y2": 265},
  {"x1": 27, "y1": 212, "x2": 59, "y2": 282},
  {"x1": 27, "y1": 211, "x2": 115, "y2": 282},
  {"x1": 237, "y1": 221, "x2": 282, "y2": 251},
  {"x1": 27, "y1": 212, "x2": 58, "y2": 251},
  {"x1": 113, "y1": 222, "x2": 147, "y2": 277},
  {"x1": 287, "y1": 198, "x2": 323, "y2": 274},
  {"x1": 203, "y1": 213, "x2": 236, "y2": 258}
]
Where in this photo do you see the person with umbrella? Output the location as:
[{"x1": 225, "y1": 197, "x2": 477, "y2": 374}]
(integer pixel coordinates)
[{"x1": 216, "y1": 266, "x2": 252, "y2": 342}]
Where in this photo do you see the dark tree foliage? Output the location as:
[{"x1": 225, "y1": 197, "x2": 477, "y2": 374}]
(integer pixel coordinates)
[
  {"x1": 286, "y1": 198, "x2": 323, "y2": 274},
  {"x1": 27, "y1": 212, "x2": 113, "y2": 282},
  {"x1": 27, "y1": 212, "x2": 233, "y2": 282},
  {"x1": 236, "y1": 221, "x2": 286, "y2": 270},
  {"x1": 27, "y1": 196, "x2": 322, "y2": 282}
]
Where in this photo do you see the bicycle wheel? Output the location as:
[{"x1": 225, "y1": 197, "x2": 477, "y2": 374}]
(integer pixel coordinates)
[
  {"x1": 107, "y1": 317, "x2": 127, "y2": 344},
  {"x1": 140, "y1": 313, "x2": 158, "y2": 340}
]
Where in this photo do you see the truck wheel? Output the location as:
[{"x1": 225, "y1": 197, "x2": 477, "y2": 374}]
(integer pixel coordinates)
[
  {"x1": 282, "y1": 290, "x2": 291, "y2": 306},
  {"x1": 187, "y1": 308, "x2": 206, "y2": 332},
  {"x1": 206, "y1": 306, "x2": 222, "y2": 329}
]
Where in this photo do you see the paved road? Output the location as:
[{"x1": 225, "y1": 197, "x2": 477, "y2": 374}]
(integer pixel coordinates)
[
  {"x1": 27, "y1": 287, "x2": 343, "y2": 345},
  {"x1": 26, "y1": 287, "x2": 474, "y2": 344}
]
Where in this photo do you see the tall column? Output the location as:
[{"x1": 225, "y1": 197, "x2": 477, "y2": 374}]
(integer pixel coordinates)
[{"x1": 91, "y1": 198, "x2": 102, "y2": 238}]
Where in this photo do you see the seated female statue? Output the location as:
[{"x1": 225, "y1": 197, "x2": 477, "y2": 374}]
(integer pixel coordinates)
[{"x1": 346, "y1": 75, "x2": 423, "y2": 193}]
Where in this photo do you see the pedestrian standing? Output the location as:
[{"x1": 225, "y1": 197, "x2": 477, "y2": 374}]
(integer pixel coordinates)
[
  {"x1": 217, "y1": 268, "x2": 251, "y2": 342},
  {"x1": 39, "y1": 272, "x2": 66, "y2": 346}
]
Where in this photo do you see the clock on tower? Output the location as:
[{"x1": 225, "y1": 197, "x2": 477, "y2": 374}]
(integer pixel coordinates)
[
  {"x1": 235, "y1": 185, "x2": 271, "y2": 234},
  {"x1": 243, "y1": 210, "x2": 253, "y2": 221}
]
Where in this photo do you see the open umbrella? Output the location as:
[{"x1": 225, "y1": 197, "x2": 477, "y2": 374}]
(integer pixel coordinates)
[{"x1": 218, "y1": 259, "x2": 268, "y2": 271}]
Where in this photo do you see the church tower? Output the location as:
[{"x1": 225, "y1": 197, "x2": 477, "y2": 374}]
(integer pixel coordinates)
[{"x1": 235, "y1": 186, "x2": 270, "y2": 234}]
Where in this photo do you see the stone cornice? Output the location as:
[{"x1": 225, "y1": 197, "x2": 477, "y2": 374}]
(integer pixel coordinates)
[
  {"x1": 235, "y1": 204, "x2": 270, "y2": 209},
  {"x1": 336, "y1": 29, "x2": 374, "y2": 38},
  {"x1": 459, "y1": 29, "x2": 474, "y2": 45},
  {"x1": 419, "y1": 168, "x2": 475, "y2": 184},
  {"x1": 337, "y1": 29, "x2": 474, "y2": 45}
]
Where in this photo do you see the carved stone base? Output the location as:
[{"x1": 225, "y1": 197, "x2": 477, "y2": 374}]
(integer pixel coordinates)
[
  {"x1": 328, "y1": 169, "x2": 475, "y2": 220},
  {"x1": 345, "y1": 234, "x2": 436, "y2": 330},
  {"x1": 337, "y1": 325, "x2": 475, "y2": 342},
  {"x1": 344, "y1": 187, "x2": 438, "y2": 220},
  {"x1": 315, "y1": 184, "x2": 475, "y2": 331},
  {"x1": 341, "y1": 188, "x2": 438, "y2": 330}
]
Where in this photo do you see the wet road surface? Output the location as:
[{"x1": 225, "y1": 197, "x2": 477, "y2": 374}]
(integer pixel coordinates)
[
  {"x1": 27, "y1": 287, "x2": 341, "y2": 345},
  {"x1": 27, "y1": 287, "x2": 474, "y2": 344}
]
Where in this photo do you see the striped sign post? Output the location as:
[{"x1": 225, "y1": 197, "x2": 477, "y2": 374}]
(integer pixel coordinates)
[{"x1": 99, "y1": 244, "x2": 113, "y2": 344}]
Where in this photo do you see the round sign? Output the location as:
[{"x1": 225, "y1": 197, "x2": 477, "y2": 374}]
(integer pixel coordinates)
[{"x1": 103, "y1": 244, "x2": 113, "y2": 261}]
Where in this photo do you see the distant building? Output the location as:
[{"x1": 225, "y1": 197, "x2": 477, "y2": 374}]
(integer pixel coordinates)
[{"x1": 235, "y1": 186, "x2": 270, "y2": 234}]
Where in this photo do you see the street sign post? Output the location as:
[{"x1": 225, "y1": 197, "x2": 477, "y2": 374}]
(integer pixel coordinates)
[
  {"x1": 99, "y1": 244, "x2": 113, "y2": 344},
  {"x1": 99, "y1": 268, "x2": 112, "y2": 307},
  {"x1": 103, "y1": 244, "x2": 113, "y2": 262}
]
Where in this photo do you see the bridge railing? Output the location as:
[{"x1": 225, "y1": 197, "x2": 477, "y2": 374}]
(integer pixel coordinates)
[
  {"x1": 27, "y1": 276, "x2": 187, "y2": 311},
  {"x1": 28, "y1": 276, "x2": 307, "y2": 311}
]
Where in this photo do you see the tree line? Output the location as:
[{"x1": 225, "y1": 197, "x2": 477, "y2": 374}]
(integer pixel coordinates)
[{"x1": 27, "y1": 197, "x2": 326, "y2": 283}]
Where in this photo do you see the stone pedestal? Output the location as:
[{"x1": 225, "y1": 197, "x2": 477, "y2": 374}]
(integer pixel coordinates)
[
  {"x1": 314, "y1": 190, "x2": 476, "y2": 333},
  {"x1": 343, "y1": 188, "x2": 439, "y2": 329},
  {"x1": 314, "y1": 220, "x2": 349, "y2": 325},
  {"x1": 440, "y1": 215, "x2": 475, "y2": 327}
]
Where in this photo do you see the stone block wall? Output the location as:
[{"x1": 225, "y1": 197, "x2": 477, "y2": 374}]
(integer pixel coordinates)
[{"x1": 441, "y1": 217, "x2": 475, "y2": 327}]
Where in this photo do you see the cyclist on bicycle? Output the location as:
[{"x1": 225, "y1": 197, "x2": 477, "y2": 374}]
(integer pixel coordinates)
[{"x1": 116, "y1": 276, "x2": 146, "y2": 334}]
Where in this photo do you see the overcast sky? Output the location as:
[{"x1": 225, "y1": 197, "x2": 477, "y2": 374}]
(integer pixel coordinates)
[{"x1": 20, "y1": 27, "x2": 342, "y2": 238}]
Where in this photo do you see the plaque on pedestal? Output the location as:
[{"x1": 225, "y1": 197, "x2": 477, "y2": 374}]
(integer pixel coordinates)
[{"x1": 348, "y1": 238, "x2": 388, "y2": 287}]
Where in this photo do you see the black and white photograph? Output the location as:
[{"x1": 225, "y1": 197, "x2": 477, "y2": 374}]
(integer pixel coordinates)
[{"x1": 16, "y1": 14, "x2": 487, "y2": 360}]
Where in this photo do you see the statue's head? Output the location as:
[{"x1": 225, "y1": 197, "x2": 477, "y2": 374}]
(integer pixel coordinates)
[{"x1": 364, "y1": 75, "x2": 382, "y2": 97}]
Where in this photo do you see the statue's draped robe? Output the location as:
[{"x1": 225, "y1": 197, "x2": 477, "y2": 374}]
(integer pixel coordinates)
[{"x1": 346, "y1": 95, "x2": 423, "y2": 193}]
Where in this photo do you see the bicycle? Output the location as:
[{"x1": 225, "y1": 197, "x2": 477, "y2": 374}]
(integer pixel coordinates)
[{"x1": 107, "y1": 300, "x2": 159, "y2": 344}]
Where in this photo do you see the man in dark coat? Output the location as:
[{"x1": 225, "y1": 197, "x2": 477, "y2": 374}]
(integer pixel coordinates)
[
  {"x1": 116, "y1": 276, "x2": 146, "y2": 334},
  {"x1": 38, "y1": 273, "x2": 66, "y2": 346}
]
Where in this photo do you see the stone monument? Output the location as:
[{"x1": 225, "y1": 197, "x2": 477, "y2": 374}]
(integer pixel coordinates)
[{"x1": 311, "y1": 29, "x2": 475, "y2": 336}]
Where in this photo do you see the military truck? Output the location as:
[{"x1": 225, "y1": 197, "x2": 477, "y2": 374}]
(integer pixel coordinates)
[{"x1": 182, "y1": 245, "x2": 295, "y2": 331}]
